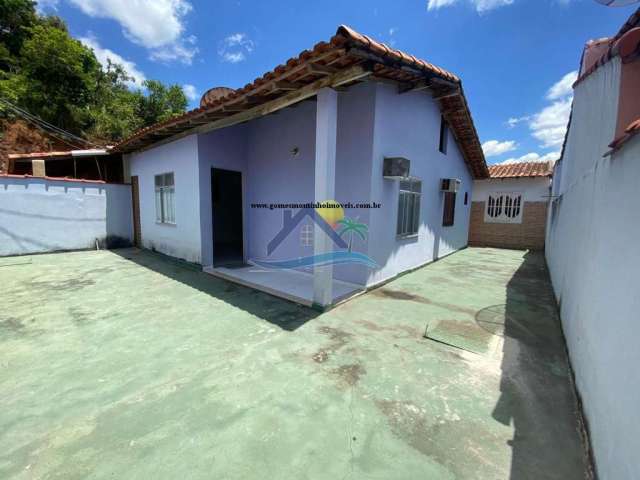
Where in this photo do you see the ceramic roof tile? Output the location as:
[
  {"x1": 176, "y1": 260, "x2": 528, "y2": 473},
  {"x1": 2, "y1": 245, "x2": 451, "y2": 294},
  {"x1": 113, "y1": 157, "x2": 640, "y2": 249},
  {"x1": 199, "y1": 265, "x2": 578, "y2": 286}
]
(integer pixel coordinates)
[
  {"x1": 115, "y1": 25, "x2": 487, "y2": 178},
  {"x1": 488, "y1": 161, "x2": 552, "y2": 178}
]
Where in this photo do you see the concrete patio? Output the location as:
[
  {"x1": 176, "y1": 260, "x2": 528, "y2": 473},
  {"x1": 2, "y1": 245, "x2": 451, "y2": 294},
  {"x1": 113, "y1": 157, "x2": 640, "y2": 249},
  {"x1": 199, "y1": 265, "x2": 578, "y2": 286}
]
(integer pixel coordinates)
[{"x1": 0, "y1": 247, "x2": 587, "y2": 479}]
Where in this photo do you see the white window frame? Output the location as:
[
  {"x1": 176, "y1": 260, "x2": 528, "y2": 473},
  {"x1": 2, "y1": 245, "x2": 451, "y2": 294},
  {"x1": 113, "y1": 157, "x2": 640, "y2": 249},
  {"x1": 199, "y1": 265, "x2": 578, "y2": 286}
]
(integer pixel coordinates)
[
  {"x1": 155, "y1": 172, "x2": 176, "y2": 225},
  {"x1": 397, "y1": 178, "x2": 421, "y2": 238},
  {"x1": 484, "y1": 192, "x2": 523, "y2": 224}
]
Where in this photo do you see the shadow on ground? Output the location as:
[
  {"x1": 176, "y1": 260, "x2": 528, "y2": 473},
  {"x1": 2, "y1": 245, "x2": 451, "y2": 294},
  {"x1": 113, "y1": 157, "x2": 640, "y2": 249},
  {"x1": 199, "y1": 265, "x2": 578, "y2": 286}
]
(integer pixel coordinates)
[
  {"x1": 486, "y1": 250, "x2": 586, "y2": 479},
  {"x1": 113, "y1": 248, "x2": 318, "y2": 331}
]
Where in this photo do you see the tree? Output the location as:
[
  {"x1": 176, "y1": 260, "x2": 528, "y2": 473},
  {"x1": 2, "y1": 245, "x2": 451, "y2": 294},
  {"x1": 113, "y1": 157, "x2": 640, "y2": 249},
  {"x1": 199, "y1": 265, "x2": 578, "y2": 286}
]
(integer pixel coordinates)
[
  {"x1": 0, "y1": 0, "x2": 188, "y2": 144},
  {"x1": 17, "y1": 23, "x2": 100, "y2": 132},
  {"x1": 137, "y1": 80, "x2": 187, "y2": 126},
  {"x1": 0, "y1": 0, "x2": 37, "y2": 61},
  {"x1": 87, "y1": 60, "x2": 144, "y2": 143}
]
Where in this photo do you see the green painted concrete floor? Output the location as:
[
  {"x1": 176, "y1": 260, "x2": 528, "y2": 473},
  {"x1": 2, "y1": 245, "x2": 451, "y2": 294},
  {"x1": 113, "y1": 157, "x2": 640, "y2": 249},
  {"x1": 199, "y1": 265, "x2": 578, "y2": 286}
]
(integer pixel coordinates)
[{"x1": 0, "y1": 248, "x2": 587, "y2": 479}]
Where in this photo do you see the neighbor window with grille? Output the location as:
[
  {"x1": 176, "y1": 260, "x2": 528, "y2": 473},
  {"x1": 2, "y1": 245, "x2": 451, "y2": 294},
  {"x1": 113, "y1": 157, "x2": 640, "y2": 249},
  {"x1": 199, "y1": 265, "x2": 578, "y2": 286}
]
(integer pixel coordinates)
[
  {"x1": 155, "y1": 172, "x2": 175, "y2": 224},
  {"x1": 397, "y1": 179, "x2": 421, "y2": 237},
  {"x1": 485, "y1": 192, "x2": 523, "y2": 224}
]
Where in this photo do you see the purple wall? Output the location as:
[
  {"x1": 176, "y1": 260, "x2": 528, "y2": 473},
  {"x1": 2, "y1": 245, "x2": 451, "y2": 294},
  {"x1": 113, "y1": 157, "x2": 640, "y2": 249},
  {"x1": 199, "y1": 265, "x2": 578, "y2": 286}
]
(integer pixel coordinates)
[
  {"x1": 366, "y1": 82, "x2": 473, "y2": 286},
  {"x1": 192, "y1": 81, "x2": 473, "y2": 288}
]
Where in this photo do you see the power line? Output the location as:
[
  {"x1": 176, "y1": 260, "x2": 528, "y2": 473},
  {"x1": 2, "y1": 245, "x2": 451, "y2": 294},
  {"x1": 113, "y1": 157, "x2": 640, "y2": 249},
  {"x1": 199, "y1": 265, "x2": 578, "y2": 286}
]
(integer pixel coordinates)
[{"x1": 0, "y1": 98, "x2": 99, "y2": 149}]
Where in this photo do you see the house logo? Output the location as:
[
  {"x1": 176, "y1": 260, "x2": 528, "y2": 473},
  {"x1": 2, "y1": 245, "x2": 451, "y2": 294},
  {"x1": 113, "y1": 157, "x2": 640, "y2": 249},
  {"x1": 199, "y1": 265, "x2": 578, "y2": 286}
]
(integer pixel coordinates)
[{"x1": 252, "y1": 201, "x2": 378, "y2": 270}]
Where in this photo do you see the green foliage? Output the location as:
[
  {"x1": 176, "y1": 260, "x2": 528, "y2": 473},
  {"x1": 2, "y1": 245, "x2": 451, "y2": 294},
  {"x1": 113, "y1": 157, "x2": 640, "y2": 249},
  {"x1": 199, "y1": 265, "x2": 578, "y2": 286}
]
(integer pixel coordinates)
[
  {"x1": 138, "y1": 80, "x2": 188, "y2": 125},
  {"x1": 0, "y1": 0, "x2": 188, "y2": 144}
]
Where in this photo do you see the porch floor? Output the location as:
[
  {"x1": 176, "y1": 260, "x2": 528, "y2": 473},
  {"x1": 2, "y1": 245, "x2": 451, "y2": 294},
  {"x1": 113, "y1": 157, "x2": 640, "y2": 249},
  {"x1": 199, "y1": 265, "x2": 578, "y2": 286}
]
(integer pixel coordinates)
[{"x1": 203, "y1": 264, "x2": 363, "y2": 307}]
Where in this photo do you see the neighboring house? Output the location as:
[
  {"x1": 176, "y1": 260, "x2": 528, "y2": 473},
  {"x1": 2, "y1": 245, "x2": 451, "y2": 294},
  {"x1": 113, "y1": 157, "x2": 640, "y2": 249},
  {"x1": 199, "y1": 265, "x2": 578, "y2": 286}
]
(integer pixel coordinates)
[
  {"x1": 545, "y1": 8, "x2": 640, "y2": 480},
  {"x1": 6, "y1": 149, "x2": 125, "y2": 183},
  {"x1": 115, "y1": 25, "x2": 488, "y2": 307},
  {"x1": 469, "y1": 161, "x2": 551, "y2": 250}
]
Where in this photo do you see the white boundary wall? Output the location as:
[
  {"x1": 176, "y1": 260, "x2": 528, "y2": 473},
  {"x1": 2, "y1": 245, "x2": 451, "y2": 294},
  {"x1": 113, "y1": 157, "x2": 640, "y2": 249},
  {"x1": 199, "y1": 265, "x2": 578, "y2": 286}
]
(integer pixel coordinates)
[
  {"x1": 546, "y1": 57, "x2": 640, "y2": 479},
  {"x1": 0, "y1": 176, "x2": 133, "y2": 256}
]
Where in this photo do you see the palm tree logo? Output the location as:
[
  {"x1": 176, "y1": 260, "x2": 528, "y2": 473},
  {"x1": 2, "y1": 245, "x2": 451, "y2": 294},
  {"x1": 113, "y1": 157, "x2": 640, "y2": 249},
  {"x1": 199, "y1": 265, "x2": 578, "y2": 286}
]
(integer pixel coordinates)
[{"x1": 337, "y1": 217, "x2": 368, "y2": 252}]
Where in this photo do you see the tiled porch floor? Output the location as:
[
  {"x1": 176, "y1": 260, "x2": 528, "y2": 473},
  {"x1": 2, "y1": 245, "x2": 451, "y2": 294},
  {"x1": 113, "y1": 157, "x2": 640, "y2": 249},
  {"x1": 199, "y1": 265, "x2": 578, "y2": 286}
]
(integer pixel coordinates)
[{"x1": 203, "y1": 264, "x2": 363, "y2": 307}]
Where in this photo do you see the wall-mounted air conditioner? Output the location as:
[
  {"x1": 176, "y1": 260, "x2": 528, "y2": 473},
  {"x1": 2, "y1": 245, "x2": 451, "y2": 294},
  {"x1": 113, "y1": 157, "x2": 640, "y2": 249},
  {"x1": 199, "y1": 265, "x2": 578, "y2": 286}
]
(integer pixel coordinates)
[
  {"x1": 383, "y1": 157, "x2": 410, "y2": 179},
  {"x1": 440, "y1": 178, "x2": 461, "y2": 193}
]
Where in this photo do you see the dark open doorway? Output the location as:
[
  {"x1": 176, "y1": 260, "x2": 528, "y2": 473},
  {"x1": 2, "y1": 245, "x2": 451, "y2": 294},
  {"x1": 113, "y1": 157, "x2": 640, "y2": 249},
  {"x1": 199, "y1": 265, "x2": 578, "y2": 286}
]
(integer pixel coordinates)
[{"x1": 211, "y1": 168, "x2": 244, "y2": 267}]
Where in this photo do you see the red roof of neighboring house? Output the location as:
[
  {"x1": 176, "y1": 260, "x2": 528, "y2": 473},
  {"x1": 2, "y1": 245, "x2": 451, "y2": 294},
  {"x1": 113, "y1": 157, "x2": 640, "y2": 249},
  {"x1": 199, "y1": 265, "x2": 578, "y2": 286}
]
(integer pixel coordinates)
[
  {"x1": 488, "y1": 161, "x2": 552, "y2": 179},
  {"x1": 574, "y1": 7, "x2": 640, "y2": 87},
  {"x1": 114, "y1": 25, "x2": 489, "y2": 179},
  {"x1": 608, "y1": 117, "x2": 640, "y2": 152}
]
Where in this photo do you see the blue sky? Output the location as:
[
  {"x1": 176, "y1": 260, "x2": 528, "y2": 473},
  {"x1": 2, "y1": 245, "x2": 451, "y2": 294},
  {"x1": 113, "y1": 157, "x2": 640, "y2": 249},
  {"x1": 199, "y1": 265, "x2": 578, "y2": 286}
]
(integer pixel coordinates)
[{"x1": 38, "y1": 0, "x2": 634, "y2": 164}]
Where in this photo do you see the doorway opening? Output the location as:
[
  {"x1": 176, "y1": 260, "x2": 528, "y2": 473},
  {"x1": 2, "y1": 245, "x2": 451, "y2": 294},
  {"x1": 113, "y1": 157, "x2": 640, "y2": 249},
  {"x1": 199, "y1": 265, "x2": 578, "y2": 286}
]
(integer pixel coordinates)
[{"x1": 211, "y1": 168, "x2": 244, "y2": 267}]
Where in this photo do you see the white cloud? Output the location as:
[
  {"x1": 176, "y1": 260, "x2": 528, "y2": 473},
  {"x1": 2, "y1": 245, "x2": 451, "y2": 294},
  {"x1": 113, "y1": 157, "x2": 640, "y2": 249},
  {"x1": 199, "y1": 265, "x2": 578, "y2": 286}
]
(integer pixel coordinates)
[
  {"x1": 505, "y1": 71, "x2": 575, "y2": 150},
  {"x1": 482, "y1": 140, "x2": 517, "y2": 157},
  {"x1": 79, "y1": 35, "x2": 146, "y2": 88},
  {"x1": 499, "y1": 151, "x2": 560, "y2": 165},
  {"x1": 529, "y1": 97, "x2": 572, "y2": 148},
  {"x1": 427, "y1": 0, "x2": 514, "y2": 13},
  {"x1": 546, "y1": 70, "x2": 578, "y2": 100},
  {"x1": 506, "y1": 116, "x2": 530, "y2": 128},
  {"x1": 218, "y1": 33, "x2": 254, "y2": 63},
  {"x1": 182, "y1": 84, "x2": 198, "y2": 101},
  {"x1": 36, "y1": 0, "x2": 59, "y2": 12},
  {"x1": 149, "y1": 35, "x2": 198, "y2": 64},
  {"x1": 69, "y1": 0, "x2": 197, "y2": 64}
]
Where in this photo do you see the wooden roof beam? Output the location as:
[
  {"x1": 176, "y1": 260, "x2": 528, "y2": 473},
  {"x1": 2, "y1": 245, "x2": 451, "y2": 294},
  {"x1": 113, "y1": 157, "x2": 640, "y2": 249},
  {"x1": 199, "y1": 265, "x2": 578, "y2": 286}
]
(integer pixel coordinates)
[{"x1": 134, "y1": 64, "x2": 372, "y2": 153}]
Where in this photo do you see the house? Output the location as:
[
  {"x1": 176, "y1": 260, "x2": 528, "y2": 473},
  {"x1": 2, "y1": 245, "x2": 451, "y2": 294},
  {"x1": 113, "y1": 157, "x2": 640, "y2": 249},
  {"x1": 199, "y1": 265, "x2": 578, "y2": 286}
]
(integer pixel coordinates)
[
  {"x1": 469, "y1": 160, "x2": 552, "y2": 250},
  {"x1": 115, "y1": 25, "x2": 489, "y2": 308},
  {"x1": 544, "y1": 8, "x2": 640, "y2": 479}
]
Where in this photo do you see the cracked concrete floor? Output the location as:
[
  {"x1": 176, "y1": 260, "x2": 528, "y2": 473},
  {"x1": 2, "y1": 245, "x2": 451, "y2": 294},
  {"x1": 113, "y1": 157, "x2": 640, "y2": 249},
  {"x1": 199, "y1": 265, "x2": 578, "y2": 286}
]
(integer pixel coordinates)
[{"x1": 0, "y1": 248, "x2": 587, "y2": 479}]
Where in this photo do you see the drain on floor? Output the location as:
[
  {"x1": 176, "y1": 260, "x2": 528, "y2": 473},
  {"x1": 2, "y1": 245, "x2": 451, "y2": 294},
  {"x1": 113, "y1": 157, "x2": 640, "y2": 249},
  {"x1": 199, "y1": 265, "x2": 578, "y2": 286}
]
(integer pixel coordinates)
[
  {"x1": 423, "y1": 319, "x2": 494, "y2": 355},
  {"x1": 475, "y1": 304, "x2": 537, "y2": 341}
]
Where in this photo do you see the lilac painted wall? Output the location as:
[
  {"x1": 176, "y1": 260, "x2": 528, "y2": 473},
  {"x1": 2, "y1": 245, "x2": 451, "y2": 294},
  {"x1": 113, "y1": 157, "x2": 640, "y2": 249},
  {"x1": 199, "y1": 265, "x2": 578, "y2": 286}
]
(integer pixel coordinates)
[
  {"x1": 332, "y1": 82, "x2": 377, "y2": 284},
  {"x1": 197, "y1": 124, "x2": 248, "y2": 267},
  {"x1": 132, "y1": 81, "x2": 474, "y2": 289},
  {"x1": 129, "y1": 135, "x2": 201, "y2": 263},
  {"x1": 245, "y1": 102, "x2": 317, "y2": 263},
  {"x1": 366, "y1": 82, "x2": 473, "y2": 286}
]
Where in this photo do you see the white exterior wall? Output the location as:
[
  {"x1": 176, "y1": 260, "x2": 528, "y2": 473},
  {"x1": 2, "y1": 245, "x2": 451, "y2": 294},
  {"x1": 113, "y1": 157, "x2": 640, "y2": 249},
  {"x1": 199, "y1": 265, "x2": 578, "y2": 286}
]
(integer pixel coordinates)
[
  {"x1": 472, "y1": 177, "x2": 549, "y2": 202},
  {"x1": 0, "y1": 176, "x2": 132, "y2": 256},
  {"x1": 545, "y1": 57, "x2": 640, "y2": 479},
  {"x1": 129, "y1": 135, "x2": 202, "y2": 263}
]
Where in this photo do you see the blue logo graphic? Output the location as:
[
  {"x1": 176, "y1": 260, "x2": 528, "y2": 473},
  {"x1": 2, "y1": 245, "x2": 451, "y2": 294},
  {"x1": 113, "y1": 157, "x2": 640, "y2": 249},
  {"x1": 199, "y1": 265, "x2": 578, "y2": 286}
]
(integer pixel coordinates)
[{"x1": 256, "y1": 206, "x2": 378, "y2": 270}]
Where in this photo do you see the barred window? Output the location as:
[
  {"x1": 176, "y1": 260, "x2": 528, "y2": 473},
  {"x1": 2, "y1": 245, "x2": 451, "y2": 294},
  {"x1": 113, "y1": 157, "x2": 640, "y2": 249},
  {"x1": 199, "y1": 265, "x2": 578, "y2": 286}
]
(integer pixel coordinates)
[
  {"x1": 485, "y1": 192, "x2": 522, "y2": 224},
  {"x1": 397, "y1": 179, "x2": 421, "y2": 237},
  {"x1": 155, "y1": 172, "x2": 175, "y2": 224}
]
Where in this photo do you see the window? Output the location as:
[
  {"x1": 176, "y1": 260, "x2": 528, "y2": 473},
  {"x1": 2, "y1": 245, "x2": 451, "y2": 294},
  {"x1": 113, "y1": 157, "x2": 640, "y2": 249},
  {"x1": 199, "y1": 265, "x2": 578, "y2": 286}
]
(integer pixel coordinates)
[
  {"x1": 485, "y1": 192, "x2": 523, "y2": 224},
  {"x1": 300, "y1": 223, "x2": 313, "y2": 247},
  {"x1": 397, "y1": 179, "x2": 421, "y2": 237},
  {"x1": 155, "y1": 172, "x2": 175, "y2": 224},
  {"x1": 442, "y1": 192, "x2": 456, "y2": 227},
  {"x1": 439, "y1": 115, "x2": 449, "y2": 154}
]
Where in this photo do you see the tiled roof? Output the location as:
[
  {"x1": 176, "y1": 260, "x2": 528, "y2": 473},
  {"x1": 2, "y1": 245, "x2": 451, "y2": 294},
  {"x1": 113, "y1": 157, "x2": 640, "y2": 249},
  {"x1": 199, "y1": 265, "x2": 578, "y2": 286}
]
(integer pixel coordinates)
[
  {"x1": 114, "y1": 25, "x2": 489, "y2": 179},
  {"x1": 608, "y1": 117, "x2": 640, "y2": 152},
  {"x1": 574, "y1": 7, "x2": 640, "y2": 87},
  {"x1": 488, "y1": 161, "x2": 552, "y2": 179}
]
